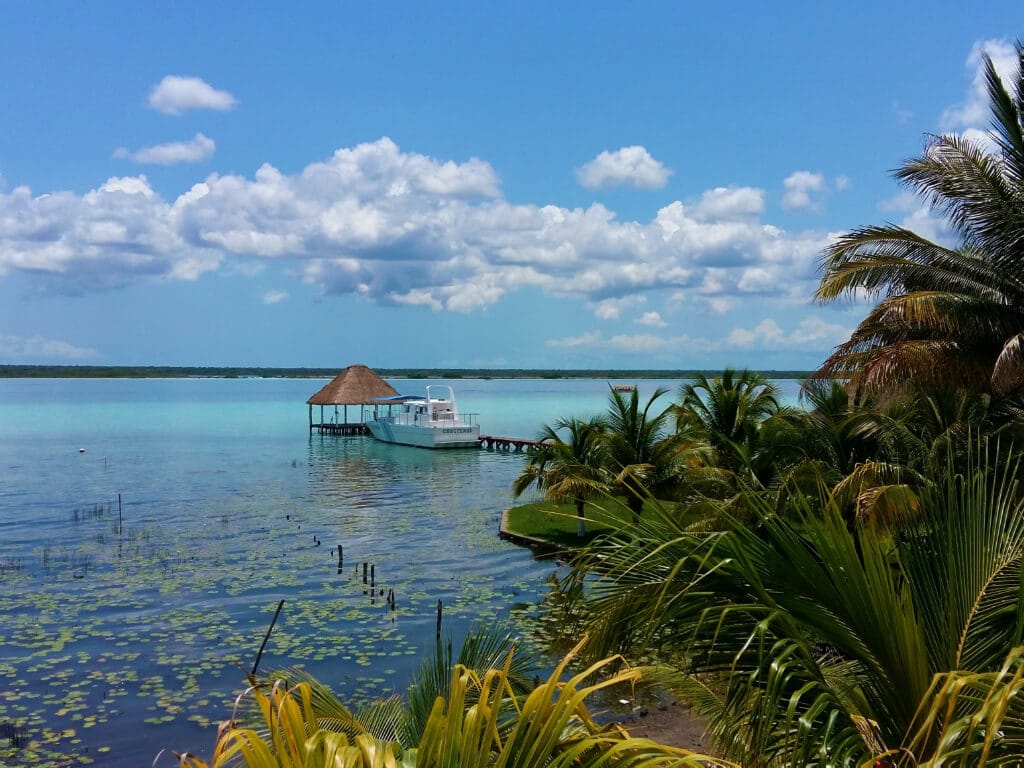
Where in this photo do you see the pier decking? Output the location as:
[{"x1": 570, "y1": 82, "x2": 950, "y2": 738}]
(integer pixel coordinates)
[
  {"x1": 477, "y1": 435, "x2": 546, "y2": 451},
  {"x1": 312, "y1": 422, "x2": 370, "y2": 435}
]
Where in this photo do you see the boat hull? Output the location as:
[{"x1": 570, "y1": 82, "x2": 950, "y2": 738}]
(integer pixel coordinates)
[{"x1": 366, "y1": 420, "x2": 481, "y2": 449}]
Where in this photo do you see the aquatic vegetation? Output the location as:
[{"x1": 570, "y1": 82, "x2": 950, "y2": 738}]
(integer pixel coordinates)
[{"x1": 0, "y1": 439, "x2": 552, "y2": 767}]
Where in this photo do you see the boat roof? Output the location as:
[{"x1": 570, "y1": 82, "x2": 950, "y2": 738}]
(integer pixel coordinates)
[{"x1": 373, "y1": 394, "x2": 426, "y2": 403}]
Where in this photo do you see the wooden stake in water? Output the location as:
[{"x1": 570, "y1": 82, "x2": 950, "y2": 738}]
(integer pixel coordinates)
[
  {"x1": 118, "y1": 493, "x2": 122, "y2": 535},
  {"x1": 251, "y1": 599, "x2": 285, "y2": 677},
  {"x1": 436, "y1": 599, "x2": 443, "y2": 639}
]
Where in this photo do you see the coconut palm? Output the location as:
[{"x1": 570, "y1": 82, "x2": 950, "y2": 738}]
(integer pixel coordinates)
[
  {"x1": 566, "y1": 438, "x2": 1024, "y2": 766},
  {"x1": 677, "y1": 370, "x2": 782, "y2": 453},
  {"x1": 511, "y1": 416, "x2": 609, "y2": 536},
  {"x1": 603, "y1": 386, "x2": 683, "y2": 523},
  {"x1": 815, "y1": 42, "x2": 1024, "y2": 399},
  {"x1": 670, "y1": 370, "x2": 811, "y2": 515}
]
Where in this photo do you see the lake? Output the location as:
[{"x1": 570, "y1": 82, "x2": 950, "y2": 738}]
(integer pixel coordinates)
[{"x1": 0, "y1": 376, "x2": 803, "y2": 766}]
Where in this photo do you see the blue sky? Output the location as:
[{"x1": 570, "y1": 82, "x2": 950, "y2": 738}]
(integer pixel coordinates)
[{"x1": 0, "y1": 3, "x2": 1020, "y2": 369}]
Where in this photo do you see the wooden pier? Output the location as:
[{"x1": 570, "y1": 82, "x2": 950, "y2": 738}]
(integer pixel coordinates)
[
  {"x1": 312, "y1": 422, "x2": 370, "y2": 436},
  {"x1": 477, "y1": 435, "x2": 546, "y2": 452}
]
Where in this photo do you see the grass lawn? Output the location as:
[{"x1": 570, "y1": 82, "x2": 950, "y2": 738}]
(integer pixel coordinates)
[{"x1": 503, "y1": 500, "x2": 642, "y2": 549}]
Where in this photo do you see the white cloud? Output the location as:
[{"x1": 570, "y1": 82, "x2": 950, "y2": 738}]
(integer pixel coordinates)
[
  {"x1": 0, "y1": 334, "x2": 98, "y2": 360},
  {"x1": 576, "y1": 146, "x2": 672, "y2": 190},
  {"x1": 607, "y1": 333, "x2": 669, "y2": 353},
  {"x1": 940, "y1": 39, "x2": 1018, "y2": 131},
  {"x1": 728, "y1": 316, "x2": 850, "y2": 349},
  {"x1": 737, "y1": 267, "x2": 775, "y2": 293},
  {"x1": 546, "y1": 331, "x2": 602, "y2": 348},
  {"x1": 262, "y1": 289, "x2": 288, "y2": 305},
  {"x1": 0, "y1": 174, "x2": 216, "y2": 290},
  {"x1": 878, "y1": 190, "x2": 954, "y2": 245},
  {"x1": 705, "y1": 296, "x2": 736, "y2": 315},
  {"x1": 834, "y1": 176, "x2": 850, "y2": 191},
  {"x1": 636, "y1": 311, "x2": 667, "y2": 328},
  {"x1": 149, "y1": 76, "x2": 237, "y2": 116},
  {"x1": 114, "y1": 133, "x2": 215, "y2": 165},
  {"x1": 0, "y1": 137, "x2": 831, "y2": 311},
  {"x1": 782, "y1": 171, "x2": 825, "y2": 211},
  {"x1": 590, "y1": 295, "x2": 645, "y2": 320},
  {"x1": 543, "y1": 315, "x2": 849, "y2": 361},
  {"x1": 693, "y1": 186, "x2": 764, "y2": 220},
  {"x1": 892, "y1": 100, "x2": 913, "y2": 125}
]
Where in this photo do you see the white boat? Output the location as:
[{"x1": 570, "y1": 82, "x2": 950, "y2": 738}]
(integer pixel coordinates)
[{"x1": 367, "y1": 385, "x2": 481, "y2": 449}]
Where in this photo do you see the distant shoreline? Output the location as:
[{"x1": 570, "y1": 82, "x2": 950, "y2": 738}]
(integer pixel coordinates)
[{"x1": 0, "y1": 365, "x2": 813, "y2": 380}]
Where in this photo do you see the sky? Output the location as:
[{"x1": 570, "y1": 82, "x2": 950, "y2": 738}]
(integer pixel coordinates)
[{"x1": 0, "y1": 3, "x2": 1021, "y2": 370}]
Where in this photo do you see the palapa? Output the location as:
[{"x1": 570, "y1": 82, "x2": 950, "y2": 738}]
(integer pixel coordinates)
[{"x1": 306, "y1": 365, "x2": 399, "y2": 405}]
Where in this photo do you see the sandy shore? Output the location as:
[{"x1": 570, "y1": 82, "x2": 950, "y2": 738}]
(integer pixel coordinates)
[{"x1": 618, "y1": 698, "x2": 712, "y2": 754}]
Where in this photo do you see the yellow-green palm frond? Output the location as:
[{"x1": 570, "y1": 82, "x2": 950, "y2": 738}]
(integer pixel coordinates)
[
  {"x1": 179, "y1": 642, "x2": 727, "y2": 768},
  {"x1": 899, "y1": 644, "x2": 1024, "y2": 766}
]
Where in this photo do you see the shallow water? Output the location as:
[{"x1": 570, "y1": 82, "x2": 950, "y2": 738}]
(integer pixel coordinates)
[{"x1": 0, "y1": 376, "x2": 801, "y2": 766}]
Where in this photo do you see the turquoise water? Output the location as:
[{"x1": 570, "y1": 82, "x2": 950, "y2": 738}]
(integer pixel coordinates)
[{"x1": 0, "y1": 377, "x2": 802, "y2": 766}]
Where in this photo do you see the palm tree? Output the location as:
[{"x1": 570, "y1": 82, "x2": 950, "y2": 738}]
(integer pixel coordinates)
[
  {"x1": 511, "y1": 416, "x2": 609, "y2": 536},
  {"x1": 566, "y1": 438, "x2": 1024, "y2": 765},
  {"x1": 603, "y1": 386, "x2": 682, "y2": 523},
  {"x1": 815, "y1": 41, "x2": 1024, "y2": 399},
  {"x1": 671, "y1": 370, "x2": 810, "y2": 516}
]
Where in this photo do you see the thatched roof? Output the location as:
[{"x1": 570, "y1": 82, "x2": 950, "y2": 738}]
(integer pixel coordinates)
[{"x1": 306, "y1": 365, "x2": 399, "y2": 405}]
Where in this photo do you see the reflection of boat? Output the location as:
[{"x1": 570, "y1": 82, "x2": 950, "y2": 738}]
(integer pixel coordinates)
[
  {"x1": 612, "y1": 384, "x2": 635, "y2": 392},
  {"x1": 367, "y1": 385, "x2": 481, "y2": 449}
]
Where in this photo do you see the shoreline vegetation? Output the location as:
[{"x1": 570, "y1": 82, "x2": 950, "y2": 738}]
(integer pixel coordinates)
[{"x1": 0, "y1": 364, "x2": 812, "y2": 380}]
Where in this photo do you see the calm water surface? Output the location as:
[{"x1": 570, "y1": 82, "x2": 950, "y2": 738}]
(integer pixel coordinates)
[{"x1": 0, "y1": 377, "x2": 801, "y2": 766}]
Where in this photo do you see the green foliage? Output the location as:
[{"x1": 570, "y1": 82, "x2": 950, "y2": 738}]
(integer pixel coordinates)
[{"x1": 564, "y1": 437, "x2": 1024, "y2": 765}]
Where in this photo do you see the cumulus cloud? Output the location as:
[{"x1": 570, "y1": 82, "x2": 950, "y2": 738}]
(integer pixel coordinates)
[
  {"x1": 149, "y1": 76, "x2": 237, "y2": 115},
  {"x1": 694, "y1": 187, "x2": 764, "y2": 220},
  {"x1": 636, "y1": 311, "x2": 667, "y2": 328},
  {"x1": 576, "y1": 146, "x2": 672, "y2": 190},
  {"x1": 547, "y1": 315, "x2": 850, "y2": 358},
  {"x1": 0, "y1": 174, "x2": 218, "y2": 291},
  {"x1": 728, "y1": 316, "x2": 850, "y2": 348},
  {"x1": 0, "y1": 137, "x2": 830, "y2": 312},
  {"x1": 262, "y1": 289, "x2": 288, "y2": 305},
  {"x1": 590, "y1": 295, "x2": 645, "y2": 320},
  {"x1": 704, "y1": 296, "x2": 736, "y2": 315},
  {"x1": 114, "y1": 133, "x2": 215, "y2": 165},
  {"x1": 0, "y1": 333, "x2": 98, "y2": 360},
  {"x1": 940, "y1": 39, "x2": 1018, "y2": 131},
  {"x1": 546, "y1": 331, "x2": 602, "y2": 348},
  {"x1": 782, "y1": 171, "x2": 826, "y2": 211}
]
